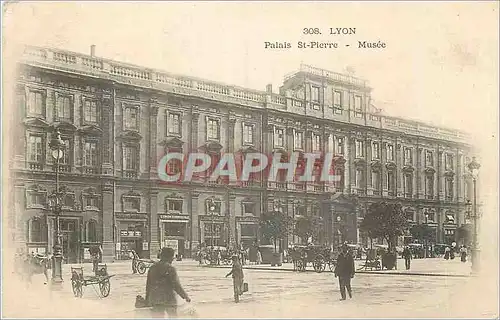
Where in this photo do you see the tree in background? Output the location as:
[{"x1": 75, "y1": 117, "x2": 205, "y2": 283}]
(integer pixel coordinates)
[
  {"x1": 293, "y1": 215, "x2": 322, "y2": 244},
  {"x1": 259, "y1": 211, "x2": 294, "y2": 253},
  {"x1": 409, "y1": 224, "x2": 435, "y2": 244},
  {"x1": 360, "y1": 201, "x2": 408, "y2": 251}
]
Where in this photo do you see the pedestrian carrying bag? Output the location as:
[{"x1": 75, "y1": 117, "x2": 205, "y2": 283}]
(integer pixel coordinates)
[{"x1": 243, "y1": 282, "x2": 248, "y2": 293}]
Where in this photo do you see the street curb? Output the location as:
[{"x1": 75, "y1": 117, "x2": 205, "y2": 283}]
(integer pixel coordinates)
[{"x1": 202, "y1": 265, "x2": 470, "y2": 277}]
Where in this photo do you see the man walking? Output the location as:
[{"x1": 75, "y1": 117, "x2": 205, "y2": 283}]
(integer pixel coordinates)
[
  {"x1": 402, "y1": 246, "x2": 412, "y2": 270},
  {"x1": 226, "y1": 255, "x2": 245, "y2": 302},
  {"x1": 145, "y1": 247, "x2": 191, "y2": 318},
  {"x1": 334, "y1": 244, "x2": 355, "y2": 301},
  {"x1": 129, "y1": 250, "x2": 139, "y2": 274}
]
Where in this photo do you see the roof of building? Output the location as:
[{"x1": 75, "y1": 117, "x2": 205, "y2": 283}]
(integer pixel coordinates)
[{"x1": 18, "y1": 45, "x2": 471, "y2": 146}]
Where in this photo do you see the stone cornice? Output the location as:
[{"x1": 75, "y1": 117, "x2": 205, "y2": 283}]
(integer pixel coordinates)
[{"x1": 20, "y1": 45, "x2": 471, "y2": 145}]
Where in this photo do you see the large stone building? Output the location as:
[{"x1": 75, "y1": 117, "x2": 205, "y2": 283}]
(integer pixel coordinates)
[{"x1": 8, "y1": 45, "x2": 476, "y2": 262}]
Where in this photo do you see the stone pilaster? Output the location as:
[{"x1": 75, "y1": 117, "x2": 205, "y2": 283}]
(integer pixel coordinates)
[
  {"x1": 438, "y1": 150, "x2": 445, "y2": 200},
  {"x1": 101, "y1": 180, "x2": 115, "y2": 262},
  {"x1": 417, "y1": 146, "x2": 424, "y2": 199},
  {"x1": 228, "y1": 194, "x2": 237, "y2": 247},
  {"x1": 191, "y1": 110, "x2": 200, "y2": 152},
  {"x1": 326, "y1": 132, "x2": 333, "y2": 153},
  {"x1": 344, "y1": 134, "x2": 351, "y2": 194},
  {"x1": 366, "y1": 138, "x2": 373, "y2": 194},
  {"x1": 100, "y1": 89, "x2": 114, "y2": 176},
  {"x1": 190, "y1": 192, "x2": 200, "y2": 249},
  {"x1": 149, "y1": 98, "x2": 160, "y2": 179},
  {"x1": 413, "y1": 147, "x2": 418, "y2": 199},
  {"x1": 457, "y1": 151, "x2": 463, "y2": 202},
  {"x1": 396, "y1": 141, "x2": 403, "y2": 197},
  {"x1": 228, "y1": 115, "x2": 236, "y2": 153},
  {"x1": 149, "y1": 189, "x2": 160, "y2": 257}
]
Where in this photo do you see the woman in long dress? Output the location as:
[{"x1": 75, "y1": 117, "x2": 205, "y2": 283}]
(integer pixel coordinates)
[
  {"x1": 460, "y1": 246, "x2": 467, "y2": 262},
  {"x1": 256, "y1": 250, "x2": 262, "y2": 265},
  {"x1": 444, "y1": 246, "x2": 451, "y2": 260}
]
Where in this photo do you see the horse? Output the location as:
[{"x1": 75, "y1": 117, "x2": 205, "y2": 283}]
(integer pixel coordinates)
[{"x1": 16, "y1": 253, "x2": 51, "y2": 285}]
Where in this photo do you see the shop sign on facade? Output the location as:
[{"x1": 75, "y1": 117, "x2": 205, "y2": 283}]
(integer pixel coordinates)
[
  {"x1": 143, "y1": 241, "x2": 149, "y2": 251},
  {"x1": 120, "y1": 230, "x2": 142, "y2": 237}
]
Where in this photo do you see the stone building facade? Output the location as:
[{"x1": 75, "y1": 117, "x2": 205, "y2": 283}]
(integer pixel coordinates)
[{"x1": 8, "y1": 45, "x2": 476, "y2": 262}]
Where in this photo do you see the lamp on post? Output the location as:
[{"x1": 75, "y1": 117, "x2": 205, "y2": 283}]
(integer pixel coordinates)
[
  {"x1": 336, "y1": 215, "x2": 342, "y2": 246},
  {"x1": 48, "y1": 128, "x2": 65, "y2": 287},
  {"x1": 208, "y1": 199, "x2": 217, "y2": 248},
  {"x1": 467, "y1": 157, "x2": 481, "y2": 272}
]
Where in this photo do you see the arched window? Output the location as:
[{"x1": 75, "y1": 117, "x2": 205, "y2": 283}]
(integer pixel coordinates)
[{"x1": 88, "y1": 220, "x2": 97, "y2": 243}]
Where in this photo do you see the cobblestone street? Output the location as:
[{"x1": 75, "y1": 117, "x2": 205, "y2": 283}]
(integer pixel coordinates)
[{"x1": 3, "y1": 258, "x2": 497, "y2": 318}]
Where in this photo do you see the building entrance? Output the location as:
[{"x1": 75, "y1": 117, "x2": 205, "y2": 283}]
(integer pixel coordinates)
[{"x1": 60, "y1": 219, "x2": 79, "y2": 263}]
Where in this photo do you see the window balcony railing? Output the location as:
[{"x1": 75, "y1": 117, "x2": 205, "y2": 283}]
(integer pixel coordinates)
[
  {"x1": 388, "y1": 190, "x2": 396, "y2": 197},
  {"x1": 313, "y1": 184, "x2": 324, "y2": 192},
  {"x1": 241, "y1": 180, "x2": 259, "y2": 188},
  {"x1": 404, "y1": 193, "x2": 413, "y2": 199},
  {"x1": 373, "y1": 189, "x2": 381, "y2": 196},
  {"x1": 426, "y1": 194, "x2": 434, "y2": 200},
  {"x1": 52, "y1": 164, "x2": 71, "y2": 172},
  {"x1": 123, "y1": 170, "x2": 138, "y2": 178},
  {"x1": 28, "y1": 162, "x2": 44, "y2": 171},
  {"x1": 276, "y1": 182, "x2": 287, "y2": 190},
  {"x1": 84, "y1": 166, "x2": 100, "y2": 175}
]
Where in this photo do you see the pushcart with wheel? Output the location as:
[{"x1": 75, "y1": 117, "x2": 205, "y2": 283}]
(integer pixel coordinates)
[
  {"x1": 136, "y1": 259, "x2": 156, "y2": 275},
  {"x1": 71, "y1": 264, "x2": 114, "y2": 298}
]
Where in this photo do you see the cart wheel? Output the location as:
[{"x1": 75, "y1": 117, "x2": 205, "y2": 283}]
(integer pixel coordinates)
[
  {"x1": 137, "y1": 262, "x2": 147, "y2": 275},
  {"x1": 71, "y1": 279, "x2": 83, "y2": 298},
  {"x1": 328, "y1": 261, "x2": 336, "y2": 272},
  {"x1": 313, "y1": 255, "x2": 325, "y2": 273},
  {"x1": 99, "y1": 279, "x2": 111, "y2": 297}
]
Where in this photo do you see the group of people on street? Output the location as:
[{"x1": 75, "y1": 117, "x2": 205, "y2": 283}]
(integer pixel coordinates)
[
  {"x1": 138, "y1": 240, "x2": 368, "y2": 318},
  {"x1": 401, "y1": 244, "x2": 469, "y2": 270},
  {"x1": 143, "y1": 247, "x2": 247, "y2": 318},
  {"x1": 445, "y1": 245, "x2": 468, "y2": 262}
]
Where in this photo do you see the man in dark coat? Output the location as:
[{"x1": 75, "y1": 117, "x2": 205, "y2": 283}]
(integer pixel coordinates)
[
  {"x1": 145, "y1": 247, "x2": 191, "y2": 318},
  {"x1": 402, "y1": 246, "x2": 412, "y2": 270},
  {"x1": 334, "y1": 244, "x2": 355, "y2": 300}
]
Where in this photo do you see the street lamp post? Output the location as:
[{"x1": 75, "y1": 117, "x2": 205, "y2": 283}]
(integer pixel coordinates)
[
  {"x1": 424, "y1": 214, "x2": 429, "y2": 258},
  {"x1": 336, "y1": 215, "x2": 342, "y2": 246},
  {"x1": 208, "y1": 199, "x2": 217, "y2": 248},
  {"x1": 467, "y1": 157, "x2": 481, "y2": 272},
  {"x1": 48, "y1": 128, "x2": 65, "y2": 287}
]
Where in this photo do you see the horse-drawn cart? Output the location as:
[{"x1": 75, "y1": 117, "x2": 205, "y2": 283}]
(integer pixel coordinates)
[
  {"x1": 71, "y1": 264, "x2": 114, "y2": 298},
  {"x1": 290, "y1": 245, "x2": 335, "y2": 273}
]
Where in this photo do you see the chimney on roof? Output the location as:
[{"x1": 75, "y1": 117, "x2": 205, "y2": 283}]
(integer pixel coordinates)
[
  {"x1": 266, "y1": 84, "x2": 273, "y2": 93},
  {"x1": 90, "y1": 45, "x2": 96, "y2": 57}
]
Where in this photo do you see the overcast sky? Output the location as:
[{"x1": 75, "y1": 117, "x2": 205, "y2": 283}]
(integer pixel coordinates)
[{"x1": 3, "y1": 2, "x2": 498, "y2": 141}]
